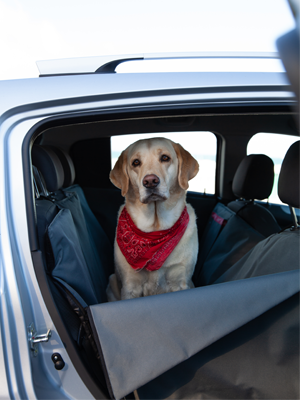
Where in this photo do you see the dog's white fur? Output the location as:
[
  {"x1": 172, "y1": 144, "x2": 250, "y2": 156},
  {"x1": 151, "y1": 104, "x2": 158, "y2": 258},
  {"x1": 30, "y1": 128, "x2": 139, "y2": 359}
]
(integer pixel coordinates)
[{"x1": 106, "y1": 137, "x2": 199, "y2": 301}]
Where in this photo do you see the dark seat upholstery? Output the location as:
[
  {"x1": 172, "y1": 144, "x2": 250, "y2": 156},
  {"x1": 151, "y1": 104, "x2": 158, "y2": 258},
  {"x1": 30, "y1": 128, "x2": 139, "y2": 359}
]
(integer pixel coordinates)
[
  {"x1": 48, "y1": 145, "x2": 114, "y2": 280},
  {"x1": 278, "y1": 141, "x2": 300, "y2": 209},
  {"x1": 227, "y1": 154, "x2": 281, "y2": 237},
  {"x1": 193, "y1": 154, "x2": 281, "y2": 286},
  {"x1": 32, "y1": 144, "x2": 113, "y2": 305},
  {"x1": 217, "y1": 140, "x2": 300, "y2": 282}
]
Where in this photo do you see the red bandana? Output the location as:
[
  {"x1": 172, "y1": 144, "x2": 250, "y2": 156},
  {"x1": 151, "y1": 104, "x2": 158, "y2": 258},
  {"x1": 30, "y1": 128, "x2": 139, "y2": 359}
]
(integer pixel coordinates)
[{"x1": 117, "y1": 206, "x2": 189, "y2": 271}]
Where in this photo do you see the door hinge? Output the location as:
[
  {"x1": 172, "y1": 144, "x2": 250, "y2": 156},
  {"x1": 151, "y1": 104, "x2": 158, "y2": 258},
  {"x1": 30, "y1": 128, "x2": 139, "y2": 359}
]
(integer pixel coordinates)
[{"x1": 28, "y1": 322, "x2": 52, "y2": 356}]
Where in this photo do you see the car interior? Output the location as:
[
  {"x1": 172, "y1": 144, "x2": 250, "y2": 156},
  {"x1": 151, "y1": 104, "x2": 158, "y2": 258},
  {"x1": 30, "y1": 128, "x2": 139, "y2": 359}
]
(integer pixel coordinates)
[{"x1": 26, "y1": 107, "x2": 299, "y2": 399}]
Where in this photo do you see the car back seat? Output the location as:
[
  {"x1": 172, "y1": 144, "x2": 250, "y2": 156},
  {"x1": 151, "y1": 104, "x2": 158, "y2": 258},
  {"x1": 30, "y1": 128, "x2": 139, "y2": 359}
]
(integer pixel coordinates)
[
  {"x1": 86, "y1": 141, "x2": 300, "y2": 400},
  {"x1": 216, "y1": 140, "x2": 300, "y2": 282},
  {"x1": 32, "y1": 145, "x2": 113, "y2": 304},
  {"x1": 31, "y1": 142, "x2": 299, "y2": 400},
  {"x1": 47, "y1": 145, "x2": 114, "y2": 281},
  {"x1": 193, "y1": 154, "x2": 280, "y2": 286}
]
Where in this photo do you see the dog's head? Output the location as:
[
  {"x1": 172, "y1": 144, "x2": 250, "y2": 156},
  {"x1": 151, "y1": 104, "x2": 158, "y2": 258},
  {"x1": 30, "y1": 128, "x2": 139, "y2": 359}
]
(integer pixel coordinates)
[{"x1": 110, "y1": 137, "x2": 199, "y2": 203}]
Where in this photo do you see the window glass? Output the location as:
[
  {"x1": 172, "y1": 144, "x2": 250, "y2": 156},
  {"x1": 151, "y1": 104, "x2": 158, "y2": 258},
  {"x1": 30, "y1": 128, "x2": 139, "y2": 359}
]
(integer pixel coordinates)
[
  {"x1": 247, "y1": 132, "x2": 299, "y2": 204},
  {"x1": 111, "y1": 132, "x2": 216, "y2": 194}
]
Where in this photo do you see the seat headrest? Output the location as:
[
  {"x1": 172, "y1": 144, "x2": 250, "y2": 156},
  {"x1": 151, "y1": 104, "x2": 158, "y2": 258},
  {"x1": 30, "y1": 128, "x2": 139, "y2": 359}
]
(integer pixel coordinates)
[
  {"x1": 278, "y1": 141, "x2": 300, "y2": 208},
  {"x1": 31, "y1": 145, "x2": 64, "y2": 192},
  {"x1": 232, "y1": 154, "x2": 274, "y2": 200},
  {"x1": 48, "y1": 146, "x2": 76, "y2": 188}
]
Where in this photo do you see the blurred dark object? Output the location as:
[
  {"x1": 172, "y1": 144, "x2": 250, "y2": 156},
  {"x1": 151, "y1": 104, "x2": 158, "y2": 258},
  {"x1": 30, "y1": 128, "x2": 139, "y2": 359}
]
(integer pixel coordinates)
[
  {"x1": 276, "y1": 1, "x2": 299, "y2": 129},
  {"x1": 276, "y1": 28, "x2": 299, "y2": 102}
]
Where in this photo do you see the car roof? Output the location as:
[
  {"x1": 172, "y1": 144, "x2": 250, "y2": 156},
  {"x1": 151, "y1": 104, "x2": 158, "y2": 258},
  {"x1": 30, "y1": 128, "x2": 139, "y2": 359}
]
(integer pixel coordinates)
[{"x1": 0, "y1": 70, "x2": 295, "y2": 119}]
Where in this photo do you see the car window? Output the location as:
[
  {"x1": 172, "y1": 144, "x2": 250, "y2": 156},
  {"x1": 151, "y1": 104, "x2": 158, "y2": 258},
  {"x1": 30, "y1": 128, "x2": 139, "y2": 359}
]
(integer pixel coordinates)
[
  {"x1": 247, "y1": 132, "x2": 299, "y2": 204},
  {"x1": 111, "y1": 132, "x2": 216, "y2": 194}
]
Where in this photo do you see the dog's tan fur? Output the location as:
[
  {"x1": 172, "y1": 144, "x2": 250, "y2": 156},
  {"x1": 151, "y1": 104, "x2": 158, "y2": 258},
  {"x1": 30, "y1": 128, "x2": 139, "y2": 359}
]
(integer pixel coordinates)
[{"x1": 106, "y1": 137, "x2": 199, "y2": 301}]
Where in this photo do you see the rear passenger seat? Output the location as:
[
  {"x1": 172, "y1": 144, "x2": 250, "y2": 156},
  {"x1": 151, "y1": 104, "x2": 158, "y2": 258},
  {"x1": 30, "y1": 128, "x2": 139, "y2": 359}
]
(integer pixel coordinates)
[
  {"x1": 32, "y1": 144, "x2": 114, "y2": 305},
  {"x1": 30, "y1": 143, "x2": 296, "y2": 398},
  {"x1": 32, "y1": 145, "x2": 281, "y2": 296},
  {"x1": 193, "y1": 154, "x2": 280, "y2": 286},
  {"x1": 49, "y1": 145, "x2": 114, "y2": 282}
]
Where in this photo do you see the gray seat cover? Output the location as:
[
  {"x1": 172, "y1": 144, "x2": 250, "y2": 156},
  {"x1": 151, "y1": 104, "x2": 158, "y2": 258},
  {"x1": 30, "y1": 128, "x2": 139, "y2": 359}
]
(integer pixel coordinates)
[
  {"x1": 194, "y1": 203, "x2": 264, "y2": 286},
  {"x1": 135, "y1": 228, "x2": 299, "y2": 400},
  {"x1": 216, "y1": 228, "x2": 300, "y2": 283},
  {"x1": 54, "y1": 191, "x2": 108, "y2": 304},
  {"x1": 64, "y1": 184, "x2": 114, "y2": 279},
  {"x1": 48, "y1": 208, "x2": 99, "y2": 306},
  {"x1": 88, "y1": 268, "x2": 299, "y2": 399}
]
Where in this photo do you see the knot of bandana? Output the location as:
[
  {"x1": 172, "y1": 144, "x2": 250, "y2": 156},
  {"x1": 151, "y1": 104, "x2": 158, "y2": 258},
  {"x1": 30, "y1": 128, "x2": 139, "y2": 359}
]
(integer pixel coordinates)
[{"x1": 117, "y1": 206, "x2": 189, "y2": 271}]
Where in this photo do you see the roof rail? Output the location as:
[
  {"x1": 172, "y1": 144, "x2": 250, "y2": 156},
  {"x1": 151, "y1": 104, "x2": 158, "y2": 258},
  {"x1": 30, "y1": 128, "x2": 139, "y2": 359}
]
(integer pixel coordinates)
[{"x1": 37, "y1": 52, "x2": 280, "y2": 77}]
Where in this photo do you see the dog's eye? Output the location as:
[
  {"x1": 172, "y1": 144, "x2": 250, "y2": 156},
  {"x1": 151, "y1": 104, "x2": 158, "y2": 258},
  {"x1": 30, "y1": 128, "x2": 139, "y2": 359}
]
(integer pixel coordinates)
[
  {"x1": 161, "y1": 155, "x2": 170, "y2": 162},
  {"x1": 132, "y1": 159, "x2": 141, "y2": 167}
]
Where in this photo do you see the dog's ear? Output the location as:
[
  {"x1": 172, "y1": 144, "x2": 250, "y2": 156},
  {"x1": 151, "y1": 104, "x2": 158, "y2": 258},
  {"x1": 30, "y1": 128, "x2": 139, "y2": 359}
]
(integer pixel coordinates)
[
  {"x1": 172, "y1": 142, "x2": 199, "y2": 190},
  {"x1": 109, "y1": 150, "x2": 129, "y2": 196}
]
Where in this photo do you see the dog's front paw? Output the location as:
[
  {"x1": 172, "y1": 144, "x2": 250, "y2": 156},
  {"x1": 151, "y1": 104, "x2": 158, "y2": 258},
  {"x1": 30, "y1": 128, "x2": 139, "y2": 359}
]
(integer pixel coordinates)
[
  {"x1": 168, "y1": 279, "x2": 193, "y2": 293},
  {"x1": 121, "y1": 286, "x2": 143, "y2": 300},
  {"x1": 174, "y1": 281, "x2": 189, "y2": 291}
]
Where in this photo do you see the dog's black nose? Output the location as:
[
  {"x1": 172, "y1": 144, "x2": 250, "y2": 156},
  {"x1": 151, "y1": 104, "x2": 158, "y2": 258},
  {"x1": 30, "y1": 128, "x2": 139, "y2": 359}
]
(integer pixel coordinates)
[{"x1": 143, "y1": 174, "x2": 160, "y2": 188}]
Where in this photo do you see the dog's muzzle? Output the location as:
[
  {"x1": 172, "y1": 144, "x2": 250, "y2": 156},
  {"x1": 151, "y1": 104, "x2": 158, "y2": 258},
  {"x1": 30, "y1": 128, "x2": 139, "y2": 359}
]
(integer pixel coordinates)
[{"x1": 141, "y1": 174, "x2": 167, "y2": 203}]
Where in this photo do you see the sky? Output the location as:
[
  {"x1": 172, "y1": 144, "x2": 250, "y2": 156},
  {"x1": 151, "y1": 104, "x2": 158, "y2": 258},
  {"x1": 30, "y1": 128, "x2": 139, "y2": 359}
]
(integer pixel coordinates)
[{"x1": 0, "y1": 0, "x2": 296, "y2": 80}]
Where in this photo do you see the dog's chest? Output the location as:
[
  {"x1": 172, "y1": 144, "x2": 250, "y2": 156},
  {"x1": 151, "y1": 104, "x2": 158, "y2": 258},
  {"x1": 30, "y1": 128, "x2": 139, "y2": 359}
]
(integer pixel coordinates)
[{"x1": 130, "y1": 210, "x2": 180, "y2": 233}]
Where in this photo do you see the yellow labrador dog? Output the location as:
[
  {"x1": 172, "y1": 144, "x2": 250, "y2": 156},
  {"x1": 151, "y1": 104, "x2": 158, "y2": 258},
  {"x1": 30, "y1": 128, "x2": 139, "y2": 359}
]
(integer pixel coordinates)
[{"x1": 106, "y1": 137, "x2": 199, "y2": 301}]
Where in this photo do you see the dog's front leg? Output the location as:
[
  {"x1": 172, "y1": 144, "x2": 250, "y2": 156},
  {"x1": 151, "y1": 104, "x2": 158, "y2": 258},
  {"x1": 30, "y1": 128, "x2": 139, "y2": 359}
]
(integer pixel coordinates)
[
  {"x1": 121, "y1": 276, "x2": 144, "y2": 300},
  {"x1": 115, "y1": 245, "x2": 145, "y2": 299},
  {"x1": 165, "y1": 264, "x2": 193, "y2": 293}
]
